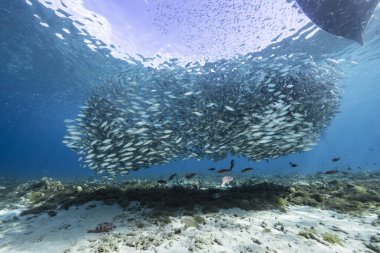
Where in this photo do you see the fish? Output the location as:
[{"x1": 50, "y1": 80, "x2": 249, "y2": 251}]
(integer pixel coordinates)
[
  {"x1": 221, "y1": 176, "x2": 234, "y2": 187},
  {"x1": 229, "y1": 159, "x2": 235, "y2": 170},
  {"x1": 63, "y1": 47, "x2": 342, "y2": 178},
  {"x1": 289, "y1": 162, "x2": 298, "y2": 167},
  {"x1": 323, "y1": 169, "x2": 339, "y2": 175},
  {"x1": 217, "y1": 168, "x2": 230, "y2": 174},
  {"x1": 332, "y1": 157, "x2": 341, "y2": 162},
  {"x1": 168, "y1": 173, "x2": 177, "y2": 180},
  {"x1": 208, "y1": 167, "x2": 216, "y2": 171},
  {"x1": 157, "y1": 179, "x2": 167, "y2": 184},
  {"x1": 184, "y1": 91, "x2": 194, "y2": 96},
  {"x1": 225, "y1": 105, "x2": 235, "y2": 112},
  {"x1": 185, "y1": 173, "x2": 197, "y2": 179},
  {"x1": 241, "y1": 167, "x2": 253, "y2": 173}
]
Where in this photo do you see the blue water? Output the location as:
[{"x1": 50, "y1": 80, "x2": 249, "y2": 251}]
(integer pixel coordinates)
[{"x1": 1, "y1": 0, "x2": 380, "y2": 180}]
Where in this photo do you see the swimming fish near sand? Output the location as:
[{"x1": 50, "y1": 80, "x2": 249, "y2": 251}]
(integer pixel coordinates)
[
  {"x1": 217, "y1": 168, "x2": 230, "y2": 174},
  {"x1": 324, "y1": 169, "x2": 339, "y2": 175},
  {"x1": 185, "y1": 173, "x2": 197, "y2": 179},
  {"x1": 241, "y1": 167, "x2": 253, "y2": 173},
  {"x1": 168, "y1": 173, "x2": 177, "y2": 180}
]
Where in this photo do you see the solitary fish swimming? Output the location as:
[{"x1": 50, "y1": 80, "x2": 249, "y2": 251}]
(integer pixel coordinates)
[
  {"x1": 229, "y1": 159, "x2": 235, "y2": 170},
  {"x1": 168, "y1": 173, "x2": 177, "y2": 180},
  {"x1": 324, "y1": 169, "x2": 339, "y2": 175},
  {"x1": 217, "y1": 168, "x2": 230, "y2": 174},
  {"x1": 241, "y1": 167, "x2": 253, "y2": 173}
]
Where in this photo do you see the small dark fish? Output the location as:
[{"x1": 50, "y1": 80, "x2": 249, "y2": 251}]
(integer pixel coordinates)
[
  {"x1": 324, "y1": 169, "x2": 339, "y2": 175},
  {"x1": 168, "y1": 173, "x2": 177, "y2": 180},
  {"x1": 217, "y1": 168, "x2": 230, "y2": 174},
  {"x1": 229, "y1": 159, "x2": 235, "y2": 170},
  {"x1": 208, "y1": 167, "x2": 216, "y2": 171},
  {"x1": 185, "y1": 173, "x2": 197, "y2": 179},
  {"x1": 332, "y1": 157, "x2": 341, "y2": 162},
  {"x1": 157, "y1": 179, "x2": 167, "y2": 184},
  {"x1": 241, "y1": 167, "x2": 253, "y2": 173},
  {"x1": 289, "y1": 162, "x2": 298, "y2": 167}
]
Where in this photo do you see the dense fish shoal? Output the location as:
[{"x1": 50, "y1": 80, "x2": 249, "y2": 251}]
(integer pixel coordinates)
[{"x1": 64, "y1": 53, "x2": 343, "y2": 177}]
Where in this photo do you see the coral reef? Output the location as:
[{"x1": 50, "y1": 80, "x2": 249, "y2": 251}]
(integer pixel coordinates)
[{"x1": 0, "y1": 172, "x2": 379, "y2": 220}]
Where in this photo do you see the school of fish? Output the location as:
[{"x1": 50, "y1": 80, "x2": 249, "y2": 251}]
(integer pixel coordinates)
[{"x1": 63, "y1": 52, "x2": 342, "y2": 178}]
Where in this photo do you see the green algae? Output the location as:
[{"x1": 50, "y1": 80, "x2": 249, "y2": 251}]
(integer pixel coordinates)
[
  {"x1": 183, "y1": 216, "x2": 198, "y2": 228},
  {"x1": 193, "y1": 215, "x2": 206, "y2": 225},
  {"x1": 322, "y1": 232, "x2": 343, "y2": 245},
  {"x1": 298, "y1": 227, "x2": 318, "y2": 240},
  {"x1": 276, "y1": 197, "x2": 287, "y2": 207},
  {"x1": 28, "y1": 191, "x2": 45, "y2": 204}
]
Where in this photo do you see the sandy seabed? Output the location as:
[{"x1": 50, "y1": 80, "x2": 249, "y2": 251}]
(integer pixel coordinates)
[{"x1": 0, "y1": 202, "x2": 379, "y2": 253}]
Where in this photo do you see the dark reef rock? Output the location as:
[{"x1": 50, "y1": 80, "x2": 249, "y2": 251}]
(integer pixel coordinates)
[{"x1": 2, "y1": 172, "x2": 379, "y2": 218}]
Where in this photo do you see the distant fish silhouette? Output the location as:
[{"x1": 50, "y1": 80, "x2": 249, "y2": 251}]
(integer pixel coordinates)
[
  {"x1": 185, "y1": 172, "x2": 197, "y2": 179},
  {"x1": 208, "y1": 167, "x2": 216, "y2": 171},
  {"x1": 216, "y1": 159, "x2": 235, "y2": 173},
  {"x1": 295, "y1": 0, "x2": 380, "y2": 45},
  {"x1": 229, "y1": 159, "x2": 235, "y2": 170},
  {"x1": 324, "y1": 169, "x2": 339, "y2": 175},
  {"x1": 241, "y1": 167, "x2": 253, "y2": 173},
  {"x1": 157, "y1": 179, "x2": 167, "y2": 184},
  {"x1": 332, "y1": 157, "x2": 341, "y2": 162},
  {"x1": 217, "y1": 168, "x2": 230, "y2": 174},
  {"x1": 168, "y1": 173, "x2": 177, "y2": 180}
]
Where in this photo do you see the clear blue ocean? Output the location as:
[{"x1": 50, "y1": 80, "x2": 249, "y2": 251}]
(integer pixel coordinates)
[{"x1": 0, "y1": 1, "x2": 380, "y2": 252}]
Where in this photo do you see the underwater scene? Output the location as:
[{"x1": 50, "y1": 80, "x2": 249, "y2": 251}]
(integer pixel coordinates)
[{"x1": 1, "y1": 0, "x2": 380, "y2": 252}]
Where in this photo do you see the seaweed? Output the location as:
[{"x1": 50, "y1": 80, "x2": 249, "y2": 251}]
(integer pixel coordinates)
[{"x1": 322, "y1": 232, "x2": 343, "y2": 245}]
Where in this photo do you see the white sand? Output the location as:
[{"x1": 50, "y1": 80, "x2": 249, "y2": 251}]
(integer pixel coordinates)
[{"x1": 0, "y1": 202, "x2": 378, "y2": 253}]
